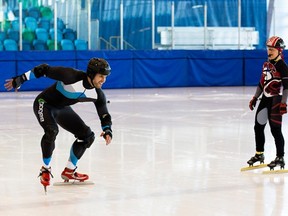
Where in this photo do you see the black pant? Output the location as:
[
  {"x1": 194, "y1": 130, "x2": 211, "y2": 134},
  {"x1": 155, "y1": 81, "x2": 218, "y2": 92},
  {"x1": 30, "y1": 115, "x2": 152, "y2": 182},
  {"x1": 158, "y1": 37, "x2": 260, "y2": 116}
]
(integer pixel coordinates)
[
  {"x1": 33, "y1": 96, "x2": 92, "y2": 160},
  {"x1": 254, "y1": 95, "x2": 285, "y2": 157}
]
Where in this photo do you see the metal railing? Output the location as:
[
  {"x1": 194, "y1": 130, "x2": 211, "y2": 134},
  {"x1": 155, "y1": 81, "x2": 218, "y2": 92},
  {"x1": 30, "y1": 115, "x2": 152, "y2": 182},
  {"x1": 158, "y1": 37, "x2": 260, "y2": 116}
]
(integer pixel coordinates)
[
  {"x1": 109, "y1": 36, "x2": 136, "y2": 50},
  {"x1": 98, "y1": 37, "x2": 117, "y2": 50}
]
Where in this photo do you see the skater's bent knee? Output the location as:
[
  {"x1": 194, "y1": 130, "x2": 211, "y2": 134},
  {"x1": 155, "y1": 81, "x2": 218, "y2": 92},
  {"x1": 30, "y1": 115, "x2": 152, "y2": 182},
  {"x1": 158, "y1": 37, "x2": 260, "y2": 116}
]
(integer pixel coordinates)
[
  {"x1": 84, "y1": 132, "x2": 95, "y2": 148},
  {"x1": 45, "y1": 125, "x2": 59, "y2": 140},
  {"x1": 77, "y1": 131, "x2": 95, "y2": 148}
]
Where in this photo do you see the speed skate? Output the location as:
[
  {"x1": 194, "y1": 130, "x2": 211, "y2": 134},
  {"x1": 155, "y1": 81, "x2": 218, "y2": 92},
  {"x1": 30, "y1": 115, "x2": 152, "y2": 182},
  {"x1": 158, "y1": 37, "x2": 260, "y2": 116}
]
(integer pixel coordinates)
[
  {"x1": 263, "y1": 156, "x2": 288, "y2": 174},
  {"x1": 53, "y1": 167, "x2": 95, "y2": 185},
  {"x1": 53, "y1": 180, "x2": 95, "y2": 186},
  {"x1": 262, "y1": 169, "x2": 288, "y2": 174},
  {"x1": 241, "y1": 164, "x2": 288, "y2": 174},
  {"x1": 263, "y1": 163, "x2": 288, "y2": 174},
  {"x1": 240, "y1": 163, "x2": 268, "y2": 172}
]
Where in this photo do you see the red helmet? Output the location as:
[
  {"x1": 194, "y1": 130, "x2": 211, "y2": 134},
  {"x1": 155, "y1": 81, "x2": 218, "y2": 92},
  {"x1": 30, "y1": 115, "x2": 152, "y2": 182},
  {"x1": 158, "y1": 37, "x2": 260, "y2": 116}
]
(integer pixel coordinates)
[{"x1": 266, "y1": 36, "x2": 286, "y2": 49}]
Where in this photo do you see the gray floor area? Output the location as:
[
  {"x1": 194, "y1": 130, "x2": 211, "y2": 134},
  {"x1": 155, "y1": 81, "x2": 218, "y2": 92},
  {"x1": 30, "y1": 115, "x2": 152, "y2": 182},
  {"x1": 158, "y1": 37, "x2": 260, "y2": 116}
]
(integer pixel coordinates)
[{"x1": 0, "y1": 87, "x2": 288, "y2": 216}]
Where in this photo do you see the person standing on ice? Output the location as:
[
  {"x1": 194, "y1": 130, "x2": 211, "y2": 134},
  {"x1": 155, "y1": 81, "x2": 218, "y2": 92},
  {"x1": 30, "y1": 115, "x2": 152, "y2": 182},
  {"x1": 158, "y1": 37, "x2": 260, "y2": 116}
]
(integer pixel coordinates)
[
  {"x1": 4, "y1": 58, "x2": 113, "y2": 191},
  {"x1": 247, "y1": 36, "x2": 288, "y2": 170}
]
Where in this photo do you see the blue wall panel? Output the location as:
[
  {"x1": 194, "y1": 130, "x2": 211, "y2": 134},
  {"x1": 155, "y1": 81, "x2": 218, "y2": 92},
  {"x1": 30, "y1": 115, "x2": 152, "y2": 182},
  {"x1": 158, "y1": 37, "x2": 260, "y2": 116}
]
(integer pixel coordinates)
[
  {"x1": 243, "y1": 50, "x2": 266, "y2": 86},
  {"x1": 189, "y1": 58, "x2": 243, "y2": 86},
  {"x1": 15, "y1": 51, "x2": 77, "y2": 91},
  {"x1": 0, "y1": 50, "x2": 266, "y2": 92},
  {"x1": 0, "y1": 52, "x2": 17, "y2": 92},
  {"x1": 133, "y1": 50, "x2": 190, "y2": 88},
  {"x1": 134, "y1": 58, "x2": 189, "y2": 88},
  {"x1": 187, "y1": 50, "x2": 244, "y2": 86}
]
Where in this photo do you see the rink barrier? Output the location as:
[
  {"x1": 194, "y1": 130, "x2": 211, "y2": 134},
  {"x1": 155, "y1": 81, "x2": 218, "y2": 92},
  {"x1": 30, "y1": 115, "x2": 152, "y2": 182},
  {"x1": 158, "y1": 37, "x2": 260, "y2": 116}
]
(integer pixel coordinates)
[{"x1": 0, "y1": 50, "x2": 266, "y2": 91}]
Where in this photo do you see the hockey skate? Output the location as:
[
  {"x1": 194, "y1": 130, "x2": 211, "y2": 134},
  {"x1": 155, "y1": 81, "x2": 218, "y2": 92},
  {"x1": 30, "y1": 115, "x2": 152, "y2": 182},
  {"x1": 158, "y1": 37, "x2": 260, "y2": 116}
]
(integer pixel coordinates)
[
  {"x1": 267, "y1": 157, "x2": 285, "y2": 170},
  {"x1": 38, "y1": 166, "x2": 53, "y2": 193},
  {"x1": 61, "y1": 167, "x2": 89, "y2": 182}
]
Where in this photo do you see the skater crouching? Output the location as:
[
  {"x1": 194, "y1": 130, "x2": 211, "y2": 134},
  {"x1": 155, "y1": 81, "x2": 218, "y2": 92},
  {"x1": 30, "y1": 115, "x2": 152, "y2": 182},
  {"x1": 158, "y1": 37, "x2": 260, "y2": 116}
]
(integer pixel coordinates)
[
  {"x1": 4, "y1": 58, "x2": 113, "y2": 190},
  {"x1": 248, "y1": 36, "x2": 288, "y2": 170}
]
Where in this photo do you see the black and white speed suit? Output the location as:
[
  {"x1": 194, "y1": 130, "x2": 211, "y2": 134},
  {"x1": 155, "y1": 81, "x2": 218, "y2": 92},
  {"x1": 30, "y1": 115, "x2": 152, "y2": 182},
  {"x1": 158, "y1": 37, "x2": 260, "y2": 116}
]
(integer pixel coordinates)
[
  {"x1": 253, "y1": 60, "x2": 288, "y2": 157},
  {"x1": 21, "y1": 66, "x2": 112, "y2": 167}
]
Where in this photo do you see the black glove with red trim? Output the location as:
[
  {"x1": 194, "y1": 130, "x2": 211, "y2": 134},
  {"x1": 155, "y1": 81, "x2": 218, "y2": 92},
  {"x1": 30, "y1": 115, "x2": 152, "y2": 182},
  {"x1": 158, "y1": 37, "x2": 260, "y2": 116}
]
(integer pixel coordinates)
[{"x1": 249, "y1": 97, "x2": 257, "y2": 110}]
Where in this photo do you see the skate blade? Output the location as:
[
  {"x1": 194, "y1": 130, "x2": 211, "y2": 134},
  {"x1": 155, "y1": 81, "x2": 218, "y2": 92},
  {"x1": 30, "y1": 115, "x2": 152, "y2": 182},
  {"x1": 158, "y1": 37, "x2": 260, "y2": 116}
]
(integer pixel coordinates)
[
  {"x1": 43, "y1": 186, "x2": 47, "y2": 195},
  {"x1": 262, "y1": 169, "x2": 288, "y2": 174},
  {"x1": 53, "y1": 180, "x2": 95, "y2": 186},
  {"x1": 240, "y1": 164, "x2": 268, "y2": 171}
]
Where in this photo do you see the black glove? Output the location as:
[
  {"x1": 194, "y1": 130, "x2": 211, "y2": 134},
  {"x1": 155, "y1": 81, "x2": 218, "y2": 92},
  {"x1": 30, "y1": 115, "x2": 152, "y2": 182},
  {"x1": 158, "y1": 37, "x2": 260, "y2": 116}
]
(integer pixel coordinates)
[
  {"x1": 12, "y1": 74, "x2": 27, "y2": 89},
  {"x1": 249, "y1": 97, "x2": 257, "y2": 110},
  {"x1": 33, "y1": 63, "x2": 50, "y2": 78},
  {"x1": 102, "y1": 128, "x2": 112, "y2": 139}
]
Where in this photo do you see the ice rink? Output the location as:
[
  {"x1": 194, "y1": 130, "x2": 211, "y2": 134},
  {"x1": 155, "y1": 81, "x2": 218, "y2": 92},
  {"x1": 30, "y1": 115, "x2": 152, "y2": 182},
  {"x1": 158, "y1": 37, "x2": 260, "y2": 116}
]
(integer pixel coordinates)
[{"x1": 1, "y1": 87, "x2": 288, "y2": 216}]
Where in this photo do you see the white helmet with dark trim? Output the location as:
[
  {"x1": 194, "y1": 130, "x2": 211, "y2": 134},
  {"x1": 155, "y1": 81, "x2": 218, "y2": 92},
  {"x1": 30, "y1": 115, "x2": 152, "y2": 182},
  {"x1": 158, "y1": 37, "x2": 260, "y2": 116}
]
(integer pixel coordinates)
[{"x1": 266, "y1": 36, "x2": 286, "y2": 50}]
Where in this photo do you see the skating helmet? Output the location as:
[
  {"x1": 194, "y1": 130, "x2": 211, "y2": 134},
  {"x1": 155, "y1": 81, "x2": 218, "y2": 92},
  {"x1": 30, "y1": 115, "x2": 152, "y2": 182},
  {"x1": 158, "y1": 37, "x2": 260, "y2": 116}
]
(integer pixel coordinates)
[
  {"x1": 266, "y1": 36, "x2": 286, "y2": 50},
  {"x1": 86, "y1": 58, "x2": 111, "y2": 80}
]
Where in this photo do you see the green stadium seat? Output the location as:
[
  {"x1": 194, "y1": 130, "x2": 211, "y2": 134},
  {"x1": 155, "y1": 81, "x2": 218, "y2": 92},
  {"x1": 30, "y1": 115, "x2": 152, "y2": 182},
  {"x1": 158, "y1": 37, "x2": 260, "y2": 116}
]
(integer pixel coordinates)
[
  {"x1": 22, "y1": 29, "x2": 36, "y2": 43},
  {"x1": 40, "y1": 6, "x2": 53, "y2": 20},
  {"x1": 47, "y1": 39, "x2": 61, "y2": 50}
]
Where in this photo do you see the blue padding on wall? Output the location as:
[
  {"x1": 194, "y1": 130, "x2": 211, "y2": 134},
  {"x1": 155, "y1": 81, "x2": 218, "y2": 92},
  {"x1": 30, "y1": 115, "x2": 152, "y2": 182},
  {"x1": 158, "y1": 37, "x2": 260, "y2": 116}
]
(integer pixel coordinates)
[
  {"x1": 187, "y1": 50, "x2": 243, "y2": 59},
  {"x1": 132, "y1": 50, "x2": 245, "y2": 87},
  {"x1": 0, "y1": 51, "x2": 16, "y2": 92},
  {"x1": 187, "y1": 50, "x2": 244, "y2": 86},
  {"x1": 16, "y1": 50, "x2": 76, "y2": 61},
  {"x1": 134, "y1": 56, "x2": 189, "y2": 87},
  {"x1": 133, "y1": 50, "x2": 191, "y2": 87},
  {"x1": 0, "y1": 50, "x2": 268, "y2": 92},
  {"x1": 243, "y1": 50, "x2": 267, "y2": 86},
  {"x1": 16, "y1": 51, "x2": 77, "y2": 91}
]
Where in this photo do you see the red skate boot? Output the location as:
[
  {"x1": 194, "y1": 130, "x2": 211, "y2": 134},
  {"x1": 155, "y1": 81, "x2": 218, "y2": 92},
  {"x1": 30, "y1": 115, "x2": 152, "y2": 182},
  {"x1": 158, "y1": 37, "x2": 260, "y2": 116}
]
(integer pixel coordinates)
[
  {"x1": 38, "y1": 166, "x2": 53, "y2": 192},
  {"x1": 61, "y1": 167, "x2": 89, "y2": 182}
]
